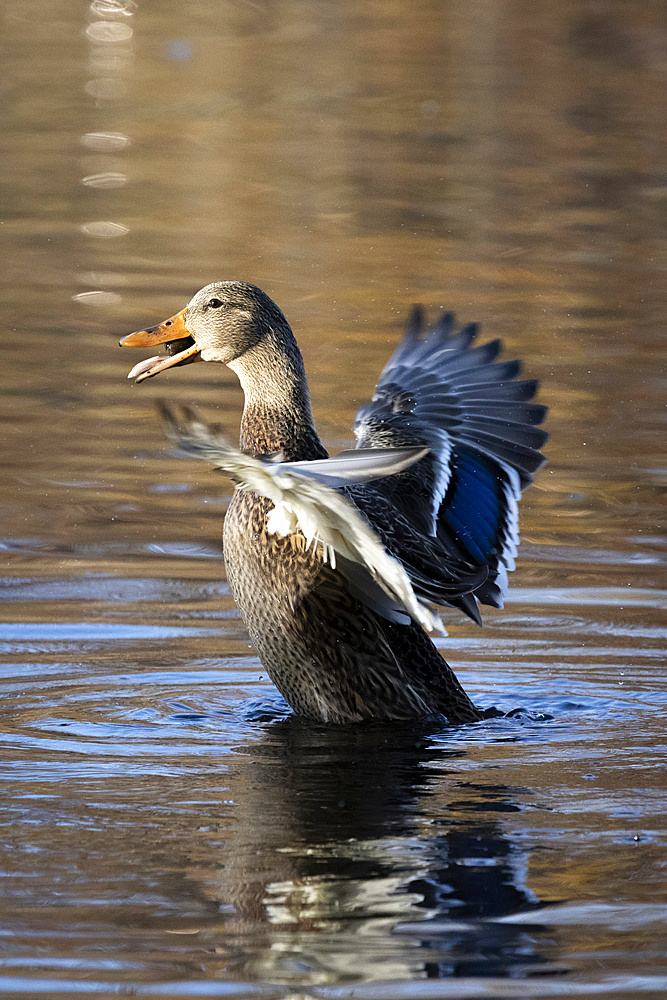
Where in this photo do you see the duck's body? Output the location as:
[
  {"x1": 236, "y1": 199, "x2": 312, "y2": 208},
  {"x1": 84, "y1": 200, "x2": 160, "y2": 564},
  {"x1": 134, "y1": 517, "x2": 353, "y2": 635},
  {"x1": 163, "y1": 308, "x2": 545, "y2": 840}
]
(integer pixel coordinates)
[
  {"x1": 121, "y1": 282, "x2": 547, "y2": 723},
  {"x1": 223, "y1": 491, "x2": 479, "y2": 722}
]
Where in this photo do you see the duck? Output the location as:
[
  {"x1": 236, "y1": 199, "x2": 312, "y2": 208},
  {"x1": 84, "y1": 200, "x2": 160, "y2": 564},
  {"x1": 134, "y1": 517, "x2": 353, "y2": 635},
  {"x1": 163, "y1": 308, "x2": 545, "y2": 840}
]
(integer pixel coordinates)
[{"x1": 120, "y1": 281, "x2": 547, "y2": 724}]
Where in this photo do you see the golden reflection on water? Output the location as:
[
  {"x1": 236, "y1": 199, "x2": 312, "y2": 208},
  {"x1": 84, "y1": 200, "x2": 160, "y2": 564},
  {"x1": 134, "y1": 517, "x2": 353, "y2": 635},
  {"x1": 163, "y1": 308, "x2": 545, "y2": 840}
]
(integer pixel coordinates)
[{"x1": 0, "y1": 0, "x2": 665, "y2": 996}]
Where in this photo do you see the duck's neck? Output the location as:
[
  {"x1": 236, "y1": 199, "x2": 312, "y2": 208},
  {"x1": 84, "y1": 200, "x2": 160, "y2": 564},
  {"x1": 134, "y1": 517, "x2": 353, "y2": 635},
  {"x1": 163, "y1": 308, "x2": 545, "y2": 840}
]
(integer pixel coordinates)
[{"x1": 228, "y1": 330, "x2": 328, "y2": 461}]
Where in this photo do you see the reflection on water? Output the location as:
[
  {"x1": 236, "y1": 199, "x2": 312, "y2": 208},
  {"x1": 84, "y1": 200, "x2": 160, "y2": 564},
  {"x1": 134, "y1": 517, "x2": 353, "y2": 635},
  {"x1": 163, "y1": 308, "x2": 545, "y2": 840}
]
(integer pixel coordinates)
[
  {"x1": 1, "y1": 559, "x2": 664, "y2": 995},
  {"x1": 0, "y1": 0, "x2": 665, "y2": 996},
  {"x1": 221, "y1": 723, "x2": 548, "y2": 983},
  {"x1": 76, "y1": 0, "x2": 135, "y2": 308}
]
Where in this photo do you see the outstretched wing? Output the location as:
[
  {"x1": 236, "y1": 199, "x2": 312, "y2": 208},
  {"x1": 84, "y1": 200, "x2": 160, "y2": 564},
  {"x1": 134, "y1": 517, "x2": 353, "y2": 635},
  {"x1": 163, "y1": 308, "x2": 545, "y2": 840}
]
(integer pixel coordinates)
[
  {"x1": 158, "y1": 403, "x2": 446, "y2": 631},
  {"x1": 353, "y1": 307, "x2": 547, "y2": 618}
]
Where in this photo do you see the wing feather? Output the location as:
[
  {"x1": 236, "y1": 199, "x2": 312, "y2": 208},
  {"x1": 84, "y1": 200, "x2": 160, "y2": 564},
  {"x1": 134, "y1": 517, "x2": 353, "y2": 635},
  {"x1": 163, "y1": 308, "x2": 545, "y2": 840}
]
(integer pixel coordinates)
[{"x1": 353, "y1": 309, "x2": 547, "y2": 622}]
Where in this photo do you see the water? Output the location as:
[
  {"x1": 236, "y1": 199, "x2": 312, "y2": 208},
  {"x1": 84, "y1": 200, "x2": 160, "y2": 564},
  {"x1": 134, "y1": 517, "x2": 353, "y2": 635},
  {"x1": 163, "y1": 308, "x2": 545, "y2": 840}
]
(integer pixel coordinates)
[{"x1": 1, "y1": 1, "x2": 665, "y2": 997}]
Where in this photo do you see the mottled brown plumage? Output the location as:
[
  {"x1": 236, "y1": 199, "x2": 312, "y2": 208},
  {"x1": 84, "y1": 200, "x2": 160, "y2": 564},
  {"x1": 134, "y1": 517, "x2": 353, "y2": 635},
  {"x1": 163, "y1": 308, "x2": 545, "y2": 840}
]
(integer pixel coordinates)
[
  {"x1": 223, "y1": 490, "x2": 480, "y2": 723},
  {"x1": 122, "y1": 281, "x2": 547, "y2": 723}
]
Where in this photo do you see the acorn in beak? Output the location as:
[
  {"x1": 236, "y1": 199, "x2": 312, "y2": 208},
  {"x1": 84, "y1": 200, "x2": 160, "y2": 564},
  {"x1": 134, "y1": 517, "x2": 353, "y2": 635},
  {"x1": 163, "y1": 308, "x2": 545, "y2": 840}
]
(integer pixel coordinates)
[{"x1": 119, "y1": 308, "x2": 201, "y2": 382}]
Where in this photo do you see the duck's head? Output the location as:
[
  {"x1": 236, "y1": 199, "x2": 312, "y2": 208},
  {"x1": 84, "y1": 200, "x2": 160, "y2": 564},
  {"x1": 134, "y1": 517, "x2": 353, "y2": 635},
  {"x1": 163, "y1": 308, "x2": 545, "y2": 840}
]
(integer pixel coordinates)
[{"x1": 120, "y1": 281, "x2": 291, "y2": 382}]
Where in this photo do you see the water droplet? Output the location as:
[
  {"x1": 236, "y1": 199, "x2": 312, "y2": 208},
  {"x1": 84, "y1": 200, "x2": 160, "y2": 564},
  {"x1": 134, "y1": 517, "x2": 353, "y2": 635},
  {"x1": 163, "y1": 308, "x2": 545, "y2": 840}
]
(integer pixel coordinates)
[
  {"x1": 81, "y1": 131, "x2": 130, "y2": 151},
  {"x1": 72, "y1": 290, "x2": 122, "y2": 306},
  {"x1": 90, "y1": 0, "x2": 137, "y2": 16},
  {"x1": 86, "y1": 21, "x2": 134, "y2": 42},
  {"x1": 82, "y1": 171, "x2": 127, "y2": 189},
  {"x1": 81, "y1": 220, "x2": 129, "y2": 238}
]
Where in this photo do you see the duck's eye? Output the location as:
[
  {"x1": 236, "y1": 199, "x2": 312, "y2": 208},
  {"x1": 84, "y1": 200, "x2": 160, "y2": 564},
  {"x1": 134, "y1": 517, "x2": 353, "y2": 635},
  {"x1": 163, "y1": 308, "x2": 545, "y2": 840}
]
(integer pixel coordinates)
[{"x1": 208, "y1": 297, "x2": 224, "y2": 309}]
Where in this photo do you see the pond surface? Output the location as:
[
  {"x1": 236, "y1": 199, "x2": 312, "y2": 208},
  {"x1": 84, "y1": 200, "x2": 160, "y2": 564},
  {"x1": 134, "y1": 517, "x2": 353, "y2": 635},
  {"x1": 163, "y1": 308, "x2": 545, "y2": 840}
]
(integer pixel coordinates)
[{"x1": 1, "y1": 1, "x2": 665, "y2": 997}]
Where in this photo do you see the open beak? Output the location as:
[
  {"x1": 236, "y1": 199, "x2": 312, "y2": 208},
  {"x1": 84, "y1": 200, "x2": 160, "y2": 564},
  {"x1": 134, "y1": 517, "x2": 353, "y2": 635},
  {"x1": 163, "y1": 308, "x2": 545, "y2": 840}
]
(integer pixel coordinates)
[{"x1": 119, "y1": 308, "x2": 201, "y2": 382}]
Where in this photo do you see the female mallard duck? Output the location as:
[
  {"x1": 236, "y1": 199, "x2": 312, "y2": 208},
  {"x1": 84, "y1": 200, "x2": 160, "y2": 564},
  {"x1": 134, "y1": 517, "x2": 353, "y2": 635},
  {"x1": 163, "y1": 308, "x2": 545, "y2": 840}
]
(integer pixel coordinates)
[{"x1": 120, "y1": 282, "x2": 547, "y2": 724}]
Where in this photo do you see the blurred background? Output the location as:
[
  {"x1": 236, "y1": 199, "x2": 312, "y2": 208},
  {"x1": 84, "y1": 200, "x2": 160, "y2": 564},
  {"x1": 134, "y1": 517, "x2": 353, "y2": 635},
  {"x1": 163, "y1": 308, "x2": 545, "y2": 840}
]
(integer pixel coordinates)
[{"x1": 1, "y1": 1, "x2": 665, "y2": 997}]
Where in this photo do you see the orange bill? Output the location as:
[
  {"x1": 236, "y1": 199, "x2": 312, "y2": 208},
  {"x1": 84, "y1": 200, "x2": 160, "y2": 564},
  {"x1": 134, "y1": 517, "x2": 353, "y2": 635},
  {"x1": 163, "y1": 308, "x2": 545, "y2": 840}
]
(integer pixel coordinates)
[{"x1": 119, "y1": 308, "x2": 201, "y2": 382}]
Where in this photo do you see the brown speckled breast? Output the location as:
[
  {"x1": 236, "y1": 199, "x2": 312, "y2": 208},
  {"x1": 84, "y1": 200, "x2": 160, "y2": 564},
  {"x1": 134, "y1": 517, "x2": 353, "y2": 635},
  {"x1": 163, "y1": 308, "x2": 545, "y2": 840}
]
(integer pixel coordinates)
[{"x1": 222, "y1": 488, "x2": 481, "y2": 724}]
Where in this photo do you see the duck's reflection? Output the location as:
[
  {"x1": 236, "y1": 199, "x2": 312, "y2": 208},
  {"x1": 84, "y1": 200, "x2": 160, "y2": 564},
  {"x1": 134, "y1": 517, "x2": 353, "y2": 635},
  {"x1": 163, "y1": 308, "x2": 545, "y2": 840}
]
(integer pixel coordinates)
[{"x1": 210, "y1": 715, "x2": 554, "y2": 982}]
